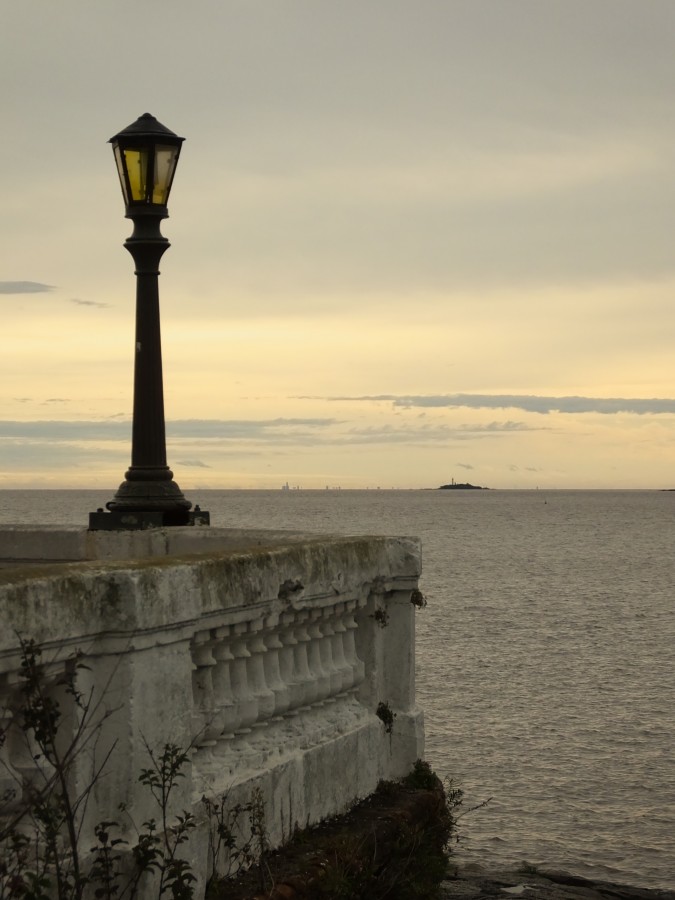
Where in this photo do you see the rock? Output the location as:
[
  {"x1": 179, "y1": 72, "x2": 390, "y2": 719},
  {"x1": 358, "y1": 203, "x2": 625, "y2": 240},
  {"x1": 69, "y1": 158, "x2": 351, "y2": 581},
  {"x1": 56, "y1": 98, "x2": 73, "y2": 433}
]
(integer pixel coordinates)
[{"x1": 439, "y1": 865, "x2": 675, "y2": 900}]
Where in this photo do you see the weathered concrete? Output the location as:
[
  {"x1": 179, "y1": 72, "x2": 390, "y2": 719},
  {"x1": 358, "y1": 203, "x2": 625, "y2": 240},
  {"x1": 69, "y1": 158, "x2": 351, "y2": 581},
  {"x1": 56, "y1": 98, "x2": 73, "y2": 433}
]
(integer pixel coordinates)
[{"x1": 0, "y1": 526, "x2": 424, "y2": 896}]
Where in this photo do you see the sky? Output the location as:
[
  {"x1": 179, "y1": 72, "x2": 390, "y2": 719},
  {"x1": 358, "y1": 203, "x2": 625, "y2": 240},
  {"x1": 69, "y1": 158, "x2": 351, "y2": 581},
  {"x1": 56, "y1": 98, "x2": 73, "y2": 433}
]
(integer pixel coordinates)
[{"x1": 3, "y1": 0, "x2": 675, "y2": 491}]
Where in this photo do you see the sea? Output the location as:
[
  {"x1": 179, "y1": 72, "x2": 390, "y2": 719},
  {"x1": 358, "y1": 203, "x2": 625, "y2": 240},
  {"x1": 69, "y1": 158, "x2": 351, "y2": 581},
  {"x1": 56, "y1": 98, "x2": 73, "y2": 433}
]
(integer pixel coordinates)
[{"x1": 1, "y1": 488, "x2": 673, "y2": 891}]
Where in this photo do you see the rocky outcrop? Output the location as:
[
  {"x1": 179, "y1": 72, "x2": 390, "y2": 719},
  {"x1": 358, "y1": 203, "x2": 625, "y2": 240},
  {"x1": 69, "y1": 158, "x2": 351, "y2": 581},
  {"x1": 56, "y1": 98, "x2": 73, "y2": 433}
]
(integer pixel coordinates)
[
  {"x1": 207, "y1": 767, "x2": 452, "y2": 899},
  {"x1": 440, "y1": 865, "x2": 675, "y2": 899}
]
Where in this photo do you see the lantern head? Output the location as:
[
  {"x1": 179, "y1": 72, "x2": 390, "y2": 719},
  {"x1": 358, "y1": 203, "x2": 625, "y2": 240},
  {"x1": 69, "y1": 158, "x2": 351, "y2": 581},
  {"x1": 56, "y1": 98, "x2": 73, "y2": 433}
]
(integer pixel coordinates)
[{"x1": 110, "y1": 113, "x2": 184, "y2": 213}]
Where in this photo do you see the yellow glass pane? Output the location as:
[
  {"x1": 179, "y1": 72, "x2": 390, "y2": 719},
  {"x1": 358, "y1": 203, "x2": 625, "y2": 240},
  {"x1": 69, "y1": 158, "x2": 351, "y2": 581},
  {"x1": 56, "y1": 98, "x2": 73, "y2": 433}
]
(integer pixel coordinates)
[
  {"x1": 113, "y1": 145, "x2": 130, "y2": 205},
  {"x1": 123, "y1": 148, "x2": 149, "y2": 202},
  {"x1": 152, "y1": 146, "x2": 178, "y2": 204}
]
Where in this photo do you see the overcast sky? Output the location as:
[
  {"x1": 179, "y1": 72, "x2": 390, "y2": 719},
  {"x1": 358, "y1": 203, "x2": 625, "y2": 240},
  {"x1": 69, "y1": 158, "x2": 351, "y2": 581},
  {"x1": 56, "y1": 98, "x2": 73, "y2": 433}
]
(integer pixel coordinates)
[{"x1": 3, "y1": 0, "x2": 675, "y2": 491}]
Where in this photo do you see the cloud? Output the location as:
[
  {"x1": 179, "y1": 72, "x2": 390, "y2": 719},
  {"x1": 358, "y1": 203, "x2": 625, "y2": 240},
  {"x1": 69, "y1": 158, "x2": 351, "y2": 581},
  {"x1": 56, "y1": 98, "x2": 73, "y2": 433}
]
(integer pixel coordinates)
[
  {"x1": 342, "y1": 421, "x2": 537, "y2": 445},
  {"x1": 70, "y1": 298, "x2": 111, "y2": 308},
  {"x1": 0, "y1": 418, "x2": 339, "y2": 443},
  {"x1": 312, "y1": 394, "x2": 675, "y2": 416},
  {"x1": 0, "y1": 281, "x2": 55, "y2": 294},
  {"x1": 0, "y1": 421, "x2": 129, "y2": 441},
  {"x1": 0, "y1": 417, "x2": 536, "y2": 461},
  {"x1": 168, "y1": 418, "x2": 340, "y2": 439},
  {"x1": 0, "y1": 440, "x2": 122, "y2": 469}
]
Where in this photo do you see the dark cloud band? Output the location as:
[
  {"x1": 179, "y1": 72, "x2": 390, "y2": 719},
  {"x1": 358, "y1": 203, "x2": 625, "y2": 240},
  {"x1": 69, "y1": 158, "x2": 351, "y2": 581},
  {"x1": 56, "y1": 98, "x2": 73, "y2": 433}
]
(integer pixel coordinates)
[
  {"x1": 313, "y1": 394, "x2": 675, "y2": 415},
  {"x1": 0, "y1": 282, "x2": 55, "y2": 294},
  {"x1": 0, "y1": 418, "x2": 339, "y2": 442}
]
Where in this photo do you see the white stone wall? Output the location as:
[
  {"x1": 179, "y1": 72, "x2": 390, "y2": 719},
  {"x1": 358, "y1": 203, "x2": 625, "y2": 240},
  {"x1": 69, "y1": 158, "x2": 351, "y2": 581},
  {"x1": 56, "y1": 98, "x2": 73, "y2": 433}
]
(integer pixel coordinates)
[{"x1": 0, "y1": 527, "x2": 424, "y2": 896}]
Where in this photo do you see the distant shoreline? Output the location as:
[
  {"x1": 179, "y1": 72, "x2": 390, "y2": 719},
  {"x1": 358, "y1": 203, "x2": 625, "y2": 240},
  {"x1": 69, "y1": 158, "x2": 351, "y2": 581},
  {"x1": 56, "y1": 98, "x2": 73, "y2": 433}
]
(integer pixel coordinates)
[{"x1": 438, "y1": 482, "x2": 486, "y2": 490}]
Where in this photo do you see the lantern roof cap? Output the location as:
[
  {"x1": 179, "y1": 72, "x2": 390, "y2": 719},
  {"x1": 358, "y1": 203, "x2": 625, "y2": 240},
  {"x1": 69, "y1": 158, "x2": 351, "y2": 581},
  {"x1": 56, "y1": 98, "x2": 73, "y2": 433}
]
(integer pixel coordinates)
[{"x1": 109, "y1": 113, "x2": 184, "y2": 145}]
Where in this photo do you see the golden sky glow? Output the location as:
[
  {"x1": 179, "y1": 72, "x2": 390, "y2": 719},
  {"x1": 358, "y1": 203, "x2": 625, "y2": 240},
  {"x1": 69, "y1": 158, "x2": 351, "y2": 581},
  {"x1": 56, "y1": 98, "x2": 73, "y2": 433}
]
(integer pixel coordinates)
[{"x1": 3, "y1": 1, "x2": 675, "y2": 490}]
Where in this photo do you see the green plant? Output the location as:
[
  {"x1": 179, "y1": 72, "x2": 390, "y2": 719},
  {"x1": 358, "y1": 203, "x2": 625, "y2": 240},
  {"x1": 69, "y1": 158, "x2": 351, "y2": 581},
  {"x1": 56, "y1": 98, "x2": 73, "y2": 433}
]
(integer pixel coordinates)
[
  {"x1": 375, "y1": 701, "x2": 396, "y2": 735},
  {"x1": 410, "y1": 590, "x2": 427, "y2": 609},
  {"x1": 312, "y1": 832, "x2": 377, "y2": 899},
  {"x1": 0, "y1": 639, "x2": 198, "y2": 900},
  {"x1": 371, "y1": 608, "x2": 389, "y2": 628},
  {"x1": 86, "y1": 743, "x2": 200, "y2": 900},
  {"x1": 1, "y1": 637, "x2": 118, "y2": 900},
  {"x1": 403, "y1": 759, "x2": 441, "y2": 792},
  {"x1": 88, "y1": 820, "x2": 127, "y2": 900},
  {"x1": 118, "y1": 742, "x2": 197, "y2": 900},
  {"x1": 202, "y1": 793, "x2": 246, "y2": 883},
  {"x1": 248, "y1": 789, "x2": 269, "y2": 894},
  {"x1": 202, "y1": 788, "x2": 273, "y2": 895}
]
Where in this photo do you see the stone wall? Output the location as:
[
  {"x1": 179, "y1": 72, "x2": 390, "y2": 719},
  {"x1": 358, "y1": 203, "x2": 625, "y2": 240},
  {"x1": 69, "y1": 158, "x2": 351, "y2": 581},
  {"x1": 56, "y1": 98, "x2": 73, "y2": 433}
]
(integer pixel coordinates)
[{"x1": 0, "y1": 527, "x2": 424, "y2": 895}]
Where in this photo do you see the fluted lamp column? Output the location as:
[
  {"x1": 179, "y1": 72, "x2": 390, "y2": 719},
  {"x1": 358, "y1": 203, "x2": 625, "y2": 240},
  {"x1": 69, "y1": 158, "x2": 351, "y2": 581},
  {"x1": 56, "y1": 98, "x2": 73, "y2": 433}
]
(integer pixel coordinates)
[{"x1": 89, "y1": 113, "x2": 209, "y2": 530}]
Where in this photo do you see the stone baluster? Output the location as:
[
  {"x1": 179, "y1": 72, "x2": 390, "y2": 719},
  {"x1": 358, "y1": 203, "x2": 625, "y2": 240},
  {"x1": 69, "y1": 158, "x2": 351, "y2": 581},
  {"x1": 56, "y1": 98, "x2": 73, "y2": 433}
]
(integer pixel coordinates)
[
  {"x1": 316, "y1": 608, "x2": 342, "y2": 700},
  {"x1": 278, "y1": 612, "x2": 307, "y2": 713},
  {"x1": 291, "y1": 613, "x2": 319, "y2": 708},
  {"x1": 343, "y1": 600, "x2": 366, "y2": 690},
  {"x1": 245, "y1": 620, "x2": 276, "y2": 727},
  {"x1": 262, "y1": 614, "x2": 291, "y2": 718},
  {"x1": 229, "y1": 624, "x2": 258, "y2": 734},
  {"x1": 306, "y1": 611, "x2": 332, "y2": 704},
  {"x1": 210, "y1": 626, "x2": 238, "y2": 740},
  {"x1": 329, "y1": 602, "x2": 354, "y2": 694},
  {"x1": 191, "y1": 631, "x2": 220, "y2": 747}
]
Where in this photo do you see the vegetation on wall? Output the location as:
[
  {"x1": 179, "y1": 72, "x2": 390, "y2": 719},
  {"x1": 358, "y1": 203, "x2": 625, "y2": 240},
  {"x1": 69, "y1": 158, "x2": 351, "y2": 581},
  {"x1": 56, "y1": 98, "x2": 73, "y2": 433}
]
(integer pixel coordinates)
[
  {"x1": 207, "y1": 759, "x2": 463, "y2": 900},
  {"x1": 2, "y1": 640, "x2": 465, "y2": 900},
  {"x1": 0, "y1": 638, "x2": 199, "y2": 900}
]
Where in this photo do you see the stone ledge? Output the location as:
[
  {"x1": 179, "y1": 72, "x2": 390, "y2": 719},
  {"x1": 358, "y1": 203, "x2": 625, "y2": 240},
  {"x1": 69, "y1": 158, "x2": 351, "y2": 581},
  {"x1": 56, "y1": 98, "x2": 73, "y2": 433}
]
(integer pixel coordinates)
[{"x1": 0, "y1": 525, "x2": 421, "y2": 566}]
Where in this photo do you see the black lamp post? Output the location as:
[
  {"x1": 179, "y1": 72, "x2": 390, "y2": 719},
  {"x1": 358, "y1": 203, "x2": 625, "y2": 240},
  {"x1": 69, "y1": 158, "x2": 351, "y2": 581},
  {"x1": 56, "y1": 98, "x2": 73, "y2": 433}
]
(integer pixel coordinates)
[{"x1": 89, "y1": 113, "x2": 209, "y2": 530}]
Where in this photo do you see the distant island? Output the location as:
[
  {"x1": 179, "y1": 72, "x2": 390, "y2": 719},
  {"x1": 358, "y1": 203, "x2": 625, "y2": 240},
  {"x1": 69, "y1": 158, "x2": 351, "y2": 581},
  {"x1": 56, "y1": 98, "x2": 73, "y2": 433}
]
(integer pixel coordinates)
[{"x1": 438, "y1": 482, "x2": 485, "y2": 490}]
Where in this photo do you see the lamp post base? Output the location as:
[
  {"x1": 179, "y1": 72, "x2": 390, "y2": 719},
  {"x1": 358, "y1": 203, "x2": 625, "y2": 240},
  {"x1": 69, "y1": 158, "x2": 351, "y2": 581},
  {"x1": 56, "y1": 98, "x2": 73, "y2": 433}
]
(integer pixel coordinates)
[
  {"x1": 88, "y1": 506, "x2": 210, "y2": 531},
  {"x1": 89, "y1": 468, "x2": 209, "y2": 531}
]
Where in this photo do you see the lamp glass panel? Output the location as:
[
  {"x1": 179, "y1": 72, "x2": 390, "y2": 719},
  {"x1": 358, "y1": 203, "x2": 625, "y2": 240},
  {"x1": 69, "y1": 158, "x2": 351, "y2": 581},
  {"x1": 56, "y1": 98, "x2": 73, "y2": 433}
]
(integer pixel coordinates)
[
  {"x1": 113, "y1": 145, "x2": 130, "y2": 205},
  {"x1": 123, "y1": 148, "x2": 150, "y2": 202},
  {"x1": 152, "y1": 146, "x2": 179, "y2": 205}
]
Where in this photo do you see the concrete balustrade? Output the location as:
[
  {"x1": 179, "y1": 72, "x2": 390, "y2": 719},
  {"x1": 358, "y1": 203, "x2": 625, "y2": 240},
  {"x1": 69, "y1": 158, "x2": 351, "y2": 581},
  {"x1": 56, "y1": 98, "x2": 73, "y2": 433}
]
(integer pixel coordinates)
[{"x1": 0, "y1": 525, "x2": 424, "y2": 895}]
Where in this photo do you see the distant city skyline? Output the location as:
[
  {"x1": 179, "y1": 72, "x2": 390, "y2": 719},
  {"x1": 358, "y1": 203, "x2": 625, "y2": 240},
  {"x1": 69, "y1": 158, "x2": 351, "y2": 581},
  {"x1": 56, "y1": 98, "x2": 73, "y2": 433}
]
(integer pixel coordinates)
[{"x1": 3, "y1": 1, "x2": 675, "y2": 490}]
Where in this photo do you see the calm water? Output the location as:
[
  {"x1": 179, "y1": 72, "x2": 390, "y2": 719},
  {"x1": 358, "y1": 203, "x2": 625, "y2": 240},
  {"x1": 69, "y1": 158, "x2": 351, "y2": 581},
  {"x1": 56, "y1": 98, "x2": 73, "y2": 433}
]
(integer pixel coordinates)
[{"x1": 1, "y1": 489, "x2": 674, "y2": 890}]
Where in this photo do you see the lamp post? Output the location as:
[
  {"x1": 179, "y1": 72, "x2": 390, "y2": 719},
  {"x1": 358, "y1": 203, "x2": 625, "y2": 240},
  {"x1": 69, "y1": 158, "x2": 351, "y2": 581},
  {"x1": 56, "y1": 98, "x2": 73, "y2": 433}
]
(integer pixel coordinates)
[{"x1": 89, "y1": 113, "x2": 209, "y2": 530}]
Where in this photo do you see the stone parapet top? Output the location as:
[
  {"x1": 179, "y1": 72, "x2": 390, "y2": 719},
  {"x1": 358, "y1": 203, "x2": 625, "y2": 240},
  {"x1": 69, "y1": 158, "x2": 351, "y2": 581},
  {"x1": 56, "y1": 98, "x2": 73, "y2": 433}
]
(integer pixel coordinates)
[
  {"x1": 0, "y1": 524, "x2": 420, "y2": 563},
  {"x1": 0, "y1": 527, "x2": 421, "y2": 660},
  {"x1": 0, "y1": 524, "x2": 338, "y2": 563}
]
